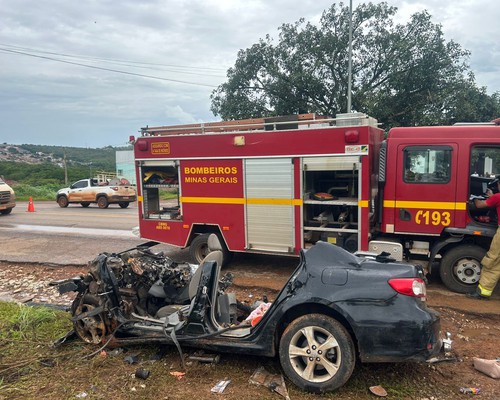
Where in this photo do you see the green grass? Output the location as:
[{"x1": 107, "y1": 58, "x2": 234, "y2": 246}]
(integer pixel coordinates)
[{"x1": 11, "y1": 183, "x2": 59, "y2": 201}]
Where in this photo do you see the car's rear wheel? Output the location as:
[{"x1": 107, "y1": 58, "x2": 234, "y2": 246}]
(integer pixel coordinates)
[
  {"x1": 118, "y1": 202, "x2": 129, "y2": 208},
  {"x1": 57, "y1": 196, "x2": 69, "y2": 208},
  {"x1": 72, "y1": 294, "x2": 107, "y2": 344},
  {"x1": 80, "y1": 202, "x2": 90, "y2": 208},
  {"x1": 279, "y1": 314, "x2": 355, "y2": 393},
  {"x1": 97, "y1": 196, "x2": 109, "y2": 209},
  {"x1": 440, "y1": 245, "x2": 485, "y2": 293}
]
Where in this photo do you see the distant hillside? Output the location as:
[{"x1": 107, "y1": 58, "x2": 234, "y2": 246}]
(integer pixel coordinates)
[{"x1": 0, "y1": 143, "x2": 132, "y2": 185}]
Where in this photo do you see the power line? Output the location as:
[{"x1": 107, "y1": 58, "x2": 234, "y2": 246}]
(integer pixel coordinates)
[
  {"x1": 0, "y1": 47, "x2": 219, "y2": 88},
  {"x1": 0, "y1": 43, "x2": 228, "y2": 73}
]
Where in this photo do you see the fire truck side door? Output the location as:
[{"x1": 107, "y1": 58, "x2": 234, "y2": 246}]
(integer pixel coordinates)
[{"x1": 394, "y1": 144, "x2": 457, "y2": 234}]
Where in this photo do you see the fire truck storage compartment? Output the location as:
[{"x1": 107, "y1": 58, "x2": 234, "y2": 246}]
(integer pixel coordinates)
[
  {"x1": 245, "y1": 158, "x2": 295, "y2": 253},
  {"x1": 302, "y1": 156, "x2": 360, "y2": 249},
  {"x1": 140, "y1": 161, "x2": 180, "y2": 220}
]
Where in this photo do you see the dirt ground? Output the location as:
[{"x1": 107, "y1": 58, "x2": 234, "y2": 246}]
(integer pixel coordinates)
[{"x1": 0, "y1": 258, "x2": 499, "y2": 399}]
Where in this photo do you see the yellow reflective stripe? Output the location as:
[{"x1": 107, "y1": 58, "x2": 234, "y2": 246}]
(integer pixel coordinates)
[
  {"x1": 180, "y1": 197, "x2": 303, "y2": 206},
  {"x1": 138, "y1": 195, "x2": 143, "y2": 202},
  {"x1": 383, "y1": 200, "x2": 467, "y2": 210},
  {"x1": 358, "y1": 200, "x2": 369, "y2": 207},
  {"x1": 181, "y1": 197, "x2": 245, "y2": 205}
]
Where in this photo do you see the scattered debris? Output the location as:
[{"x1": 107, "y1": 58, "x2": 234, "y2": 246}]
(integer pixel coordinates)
[
  {"x1": 108, "y1": 348, "x2": 124, "y2": 357},
  {"x1": 170, "y1": 371, "x2": 186, "y2": 380},
  {"x1": 135, "y1": 367, "x2": 151, "y2": 380},
  {"x1": 124, "y1": 354, "x2": 139, "y2": 364},
  {"x1": 249, "y1": 367, "x2": 290, "y2": 400},
  {"x1": 459, "y1": 387, "x2": 481, "y2": 395},
  {"x1": 75, "y1": 392, "x2": 88, "y2": 399},
  {"x1": 211, "y1": 379, "x2": 231, "y2": 394},
  {"x1": 473, "y1": 357, "x2": 500, "y2": 379},
  {"x1": 188, "y1": 354, "x2": 220, "y2": 364},
  {"x1": 426, "y1": 356, "x2": 458, "y2": 364},
  {"x1": 369, "y1": 385, "x2": 388, "y2": 397}
]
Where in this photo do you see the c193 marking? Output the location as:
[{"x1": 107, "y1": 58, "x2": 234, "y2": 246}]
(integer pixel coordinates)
[{"x1": 415, "y1": 210, "x2": 451, "y2": 226}]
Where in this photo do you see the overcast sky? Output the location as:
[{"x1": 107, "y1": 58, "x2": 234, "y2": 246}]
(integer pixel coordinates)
[{"x1": 1, "y1": 0, "x2": 499, "y2": 148}]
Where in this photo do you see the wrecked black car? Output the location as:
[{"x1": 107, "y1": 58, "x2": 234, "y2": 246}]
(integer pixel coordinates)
[{"x1": 55, "y1": 236, "x2": 443, "y2": 393}]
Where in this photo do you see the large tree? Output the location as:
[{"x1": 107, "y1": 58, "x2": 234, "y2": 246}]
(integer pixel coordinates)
[{"x1": 211, "y1": 2, "x2": 500, "y2": 127}]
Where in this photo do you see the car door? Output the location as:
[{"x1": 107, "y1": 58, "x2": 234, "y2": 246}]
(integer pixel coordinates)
[{"x1": 67, "y1": 180, "x2": 88, "y2": 202}]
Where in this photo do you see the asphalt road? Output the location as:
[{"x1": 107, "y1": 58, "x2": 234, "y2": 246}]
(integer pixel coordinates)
[{"x1": 0, "y1": 200, "x2": 184, "y2": 265}]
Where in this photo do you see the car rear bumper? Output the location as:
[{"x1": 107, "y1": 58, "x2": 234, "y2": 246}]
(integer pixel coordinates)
[{"x1": 108, "y1": 195, "x2": 137, "y2": 203}]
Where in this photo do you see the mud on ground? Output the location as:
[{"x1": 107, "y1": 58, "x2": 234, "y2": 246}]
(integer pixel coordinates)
[{"x1": 0, "y1": 259, "x2": 499, "y2": 399}]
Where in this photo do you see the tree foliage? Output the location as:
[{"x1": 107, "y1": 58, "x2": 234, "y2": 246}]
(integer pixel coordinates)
[{"x1": 211, "y1": 2, "x2": 500, "y2": 127}]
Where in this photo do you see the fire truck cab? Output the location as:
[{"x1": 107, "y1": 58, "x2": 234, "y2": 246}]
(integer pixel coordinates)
[{"x1": 133, "y1": 114, "x2": 500, "y2": 294}]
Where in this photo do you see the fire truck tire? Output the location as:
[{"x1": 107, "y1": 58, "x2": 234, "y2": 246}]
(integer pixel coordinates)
[
  {"x1": 80, "y1": 202, "x2": 90, "y2": 208},
  {"x1": 190, "y1": 233, "x2": 232, "y2": 266},
  {"x1": 439, "y1": 245, "x2": 485, "y2": 293},
  {"x1": 97, "y1": 196, "x2": 109, "y2": 209},
  {"x1": 190, "y1": 234, "x2": 212, "y2": 264},
  {"x1": 118, "y1": 202, "x2": 130, "y2": 208}
]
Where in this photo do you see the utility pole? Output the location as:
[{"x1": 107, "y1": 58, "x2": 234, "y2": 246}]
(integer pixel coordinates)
[
  {"x1": 63, "y1": 150, "x2": 68, "y2": 185},
  {"x1": 347, "y1": 0, "x2": 353, "y2": 113}
]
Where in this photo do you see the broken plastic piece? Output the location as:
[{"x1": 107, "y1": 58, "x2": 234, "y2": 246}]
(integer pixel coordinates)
[
  {"x1": 369, "y1": 385, "x2": 388, "y2": 397},
  {"x1": 249, "y1": 367, "x2": 290, "y2": 400},
  {"x1": 211, "y1": 380, "x2": 231, "y2": 394},
  {"x1": 124, "y1": 354, "x2": 139, "y2": 364},
  {"x1": 170, "y1": 371, "x2": 186, "y2": 380}
]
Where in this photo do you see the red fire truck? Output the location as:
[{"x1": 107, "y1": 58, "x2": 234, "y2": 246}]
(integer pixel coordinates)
[{"x1": 132, "y1": 113, "x2": 500, "y2": 294}]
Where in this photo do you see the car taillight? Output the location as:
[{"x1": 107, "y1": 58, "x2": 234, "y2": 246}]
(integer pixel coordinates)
[
  {"x1": 111, "y1": 187, "x2": 118, "y2": 191},
  {"x1": 388, "y1": 278, "x2": 426, "y2": 299}
]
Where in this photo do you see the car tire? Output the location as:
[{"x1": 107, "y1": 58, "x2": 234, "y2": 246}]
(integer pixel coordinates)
[
  {"x1": 97, "y1": 196, "x2": 109, "y2": 209},
  {"x1": 80, "y1": 202, "x2": 90, "y2": 208},
  {"x1": 0, "y1": 208, "x2": 12, "y2": 215},
  {"x1": 279, "y1": 314, "x2": 355, "y2": 393},
  {"x1": 57, "y1": 196, "x2": 69, "y2": 208},
  {"x1": 440, "y1": 245, "x2": 485, "y2": 293},
  {"x1": 118, "y1": 202, "x2": 129, "y2": 208}
]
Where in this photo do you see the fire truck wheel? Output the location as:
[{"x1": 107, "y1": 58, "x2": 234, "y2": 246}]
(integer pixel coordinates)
[
  {"x1": 97, "y1": 196, "x2": 109, "y2": 209},
  {"x1": 439, "y1": 245, "x2": 485, "y2": 293},
  {"x1": 118, "y1": 202, "x2": 130, "y2": 208},
  {"x1": 80, "y1": 202, "x2": 90, "y2": 208},
  {"x1": 190, "y1": 233, "x2": 233, "y2": 266},
  {"x1": 190, "y1": 234, "x2": 211, "y2": 264}
]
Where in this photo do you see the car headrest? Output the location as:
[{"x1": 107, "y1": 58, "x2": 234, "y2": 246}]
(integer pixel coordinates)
[{"x1": 207, "y1": 234, "x2": 223, "y2": 251}]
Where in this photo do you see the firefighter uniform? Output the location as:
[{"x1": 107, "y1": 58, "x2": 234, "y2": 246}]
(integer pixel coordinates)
[{"x1": 473, "y1": 188, "x2": 500, "y2": 298}]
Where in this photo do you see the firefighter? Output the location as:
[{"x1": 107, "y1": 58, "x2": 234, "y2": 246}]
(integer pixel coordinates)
[{"x1": 470, "y1": 179, "x2": 500, "y2": 299}]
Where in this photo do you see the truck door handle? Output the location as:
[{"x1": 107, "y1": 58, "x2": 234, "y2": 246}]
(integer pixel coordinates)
[{"x1": 399, "y1": 208, "x2": 411, "y2": 221}]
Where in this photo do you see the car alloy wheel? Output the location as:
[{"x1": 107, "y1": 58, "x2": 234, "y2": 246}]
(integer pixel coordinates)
[{"x1": 279, "y1": 314, "x2": 355, "y2": 393}]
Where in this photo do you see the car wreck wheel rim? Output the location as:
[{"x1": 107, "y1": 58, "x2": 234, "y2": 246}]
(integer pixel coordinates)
[
  {"x1": 288, "y1": 325, "x2": 341, "y2": 383},
  {"x1": 74, "y1": 303, "x2": 106, "y2": 344}
]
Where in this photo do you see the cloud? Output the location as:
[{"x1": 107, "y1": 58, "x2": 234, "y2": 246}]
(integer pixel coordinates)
[{"x1": 0, "y1": 0, "x2": 499, "y2": 148}]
